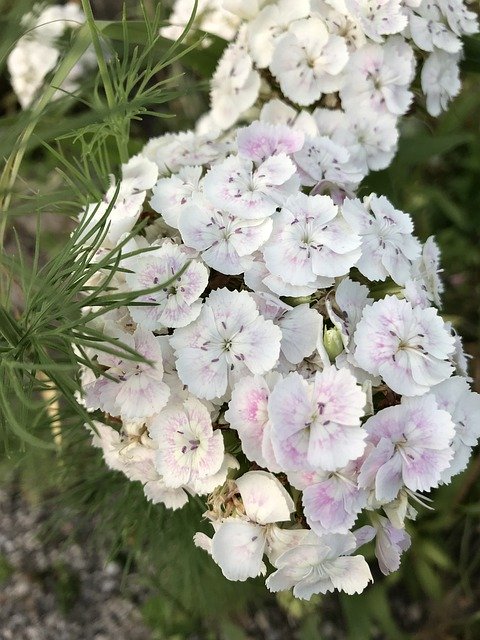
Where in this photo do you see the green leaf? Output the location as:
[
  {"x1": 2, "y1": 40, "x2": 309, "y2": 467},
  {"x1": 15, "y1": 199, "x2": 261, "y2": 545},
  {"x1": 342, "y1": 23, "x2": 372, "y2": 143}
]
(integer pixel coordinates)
[
  {"x1": 462, "y1": 35, "x2": 480, "y2": 74},
  {"x1": 395, "y1": 133, "x2": 473, "y2": 167}
]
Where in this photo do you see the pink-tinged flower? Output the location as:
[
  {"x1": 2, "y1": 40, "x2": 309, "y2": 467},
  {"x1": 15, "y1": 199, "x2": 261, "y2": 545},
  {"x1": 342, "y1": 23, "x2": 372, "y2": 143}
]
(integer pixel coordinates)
[
  {"x1": 203, "y1": 154, "x2": 297, "y2": 220},
  {"x1": 125, "y1": 241, "x2": 208, "y2": 330},
  {"x1": 170, "y1": 288, "x2": 282, "y2": 400},
  {"x1": 149, "y1": 397, "x2": 224, "y2": 489},
  {"x1": 353, "y1": 296, "x2": 455, "y2": 396},
  {"x1": 207, "y1": 471, "x2": 295, "y2": 581},
  {"x1": 294, "y1": 136, "x2": 364, "y2": 188},
  {"x1": 372, "y1": 515, "x2": 411, "y2": 575},
  {"x1": 266, "y1": 531, "x2": 372, "y2": 599},
  {"x1": 342, "y1": 195, "x2": 421, "y2": 285},
  {"x1": 225, "y1": 373, "x2": 282, "y2": 472},
  {"x1": 150, "y1": 165, "x2": 203, "y2": 229},
  {"x1": 428, "y1": 377, "x2": 480, "y2": 483},
  {"x1": 84, "y1": 327, "x2": 170, "y2": 420},
  {"x1": 302, "y1": 458, "x2": 368, "y2": 535},
  {"x1": 263, "y1": 193, "x2": 361, "y2": 286},
  {"x1": 269, "y1": 367, "x2": 367, "y2": 472},
  {"x1": 358, "y1": 396, "x2": 455, "y2": 502},
  {"x1": 237, "y1": 121, "x2": 305, "y2": 163},
  {"x1": 178, "y1": 201, "x2": 272, "y2": 275},
  {"x1": 326, "y1": 278, "x2": 373, "y2": 350}
]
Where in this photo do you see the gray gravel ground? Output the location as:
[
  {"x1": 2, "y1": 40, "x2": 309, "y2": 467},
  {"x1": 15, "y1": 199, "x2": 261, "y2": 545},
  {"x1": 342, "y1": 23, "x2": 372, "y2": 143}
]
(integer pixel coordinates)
[{"x1": 0, "y1": 484, "x2": 152, "y2": 640}]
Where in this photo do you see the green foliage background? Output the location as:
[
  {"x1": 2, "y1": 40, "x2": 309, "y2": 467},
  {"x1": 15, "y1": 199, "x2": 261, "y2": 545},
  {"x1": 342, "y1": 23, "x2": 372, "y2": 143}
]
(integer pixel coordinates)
[{"x1": 0, "y1": 1, "x2": 479, "y2": 638}]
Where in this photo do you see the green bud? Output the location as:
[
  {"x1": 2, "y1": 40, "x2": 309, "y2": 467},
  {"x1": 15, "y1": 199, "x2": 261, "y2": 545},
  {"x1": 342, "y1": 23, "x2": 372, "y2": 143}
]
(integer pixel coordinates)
[{"x1": 323, "y1": 327, "x2": 344, "y2": 361}]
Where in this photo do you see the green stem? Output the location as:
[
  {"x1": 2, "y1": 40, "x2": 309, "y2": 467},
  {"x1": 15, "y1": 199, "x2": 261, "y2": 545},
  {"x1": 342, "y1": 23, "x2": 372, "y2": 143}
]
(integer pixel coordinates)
[{"x1": 80, "y1": 0, "x2": 129, "y2": 164}]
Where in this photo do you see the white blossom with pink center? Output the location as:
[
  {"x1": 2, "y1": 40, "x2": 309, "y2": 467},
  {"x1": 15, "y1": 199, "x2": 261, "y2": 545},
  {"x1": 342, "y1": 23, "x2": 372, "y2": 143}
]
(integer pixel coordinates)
[
  {"x1": 170, "y1": 288, "x2": 282, "y2": 400},
  {"x1": 263, "y1": 192, "x2": 361, "y2": 286},
  {"x1": 125, "y1": 241, "x2": 208, "y2": 330},
  {"x1": 84, "y1": 327, "x2": 170, "y2": 420},
  {"x1": 358, "y1": 395, "x2": 455, "y2": 502},
  {"x1": 428, "y1": 377, "x2": 480, "y2": 483},
  {"x1": 342, "y1": 195, "x2": 421, "y2": 285},
  {"x1": 237, "y1": 121, "x2": 305, "y2": 163},
  {"x1": 178, "y1": 201, "x2": 273, "y2": 275},
  {"x1": 266, "y1": 531, "x2": 372, "y2": 599},
  {"x1": 149, "y1": 397, "x2": 224, "y2": 489},
  {"x1": 301, "y1": 457, "x2": 368, "y2": 536},
  {"x1": 269, "y1": 367, "x2": 367, "y2": 472},
  {"x1": 225, "y1": 373, "x2": 282, "y2": 472},
  {"x1": 203, "y1": 154, "x2": 297, "y2": 220},
  {"x1": 354, "y1": 296, "x2": 455, "y2": 396}
]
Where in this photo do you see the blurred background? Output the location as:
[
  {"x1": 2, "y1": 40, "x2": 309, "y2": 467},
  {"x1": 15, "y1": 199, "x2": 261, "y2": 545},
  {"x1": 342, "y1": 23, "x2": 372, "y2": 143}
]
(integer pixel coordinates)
[{"x1": 1, "y1": 1, "x2": 480, "y2": 638}]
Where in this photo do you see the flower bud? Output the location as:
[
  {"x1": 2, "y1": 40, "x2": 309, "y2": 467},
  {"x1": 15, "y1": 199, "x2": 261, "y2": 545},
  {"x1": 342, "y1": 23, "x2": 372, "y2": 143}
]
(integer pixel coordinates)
[{"x1": 323, "y1": 327, "x2": 344, "y2": 361}]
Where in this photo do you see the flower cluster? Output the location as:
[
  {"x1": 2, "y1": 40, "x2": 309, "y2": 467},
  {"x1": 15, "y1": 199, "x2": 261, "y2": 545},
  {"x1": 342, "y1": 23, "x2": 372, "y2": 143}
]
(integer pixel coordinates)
[
  {"x1": 80, "y1": 112, "x2": 480, "y2": 599},
  {"x1": 163, "y1": 0, "x2": 477, "y2": 185},
  {"x1": 7, "y1": 2, "x2": 95, "y2": 109}
]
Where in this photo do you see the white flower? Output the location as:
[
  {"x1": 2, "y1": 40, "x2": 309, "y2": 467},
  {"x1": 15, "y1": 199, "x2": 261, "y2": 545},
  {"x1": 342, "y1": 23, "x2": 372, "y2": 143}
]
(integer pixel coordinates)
[
  {"x1": 404, "y1": 235, "x2": 444, "y2": 308},
  {"x1": 269, "y1": 367, "x2": 367, "y2": 472},
  {"x1": 342, "y1": 194, "x2": 421, "y2": 285},
  {"x1": 125, "y1": 241, "x2": 208, "y2": 330},
  {"x1": 7, "y1": 40, "x2": 59, "y2": 109},
  {"x1": 225, "y1": 373, "x2": 282, "y2": 472},
  {"x1": 190, "y1": 453, "x2": 240, "y2": 494},
  {"x1": 150, "y1": 166, "x2": 203, "y2": 228},
  {"x1": 161, "y1": 0, "x2": 241, "y2": 42},
  {"x1": 266, "y1": 531, "x2": 372, "y2": 599},
  {"x1": 421, "y1": 50, "x2": 461, "y2": 117},
  {"x1": 84, "y1": 327, "x2": 170, "y2": 420},
  {"x1": 294, "y1": 135, "x2": 365, "y2": 188},
  {"x1": 344, "y1": 0, "x2": 407, "y2": 43},
  {"x1": 326, "y1": 278, "x2": 373, "y2": 350},
  {"x1": 330, "y1": 109, "x2": 399, "y2": 172},
  {"x1": 428, "y1": 377, "x2": 480, "y2": 482},
  {"x1": 263, "y1": 192, "x2": 361, "y2": 286},
  {"x1": 149, "y1": 397, "x2": 224, "y2": 488},
  {"x1": 311, "y1": 1, "x2": 366, "y2": 50},
  {"x1": 203, "y1": 154, "x2": 297, "y2": 220},
  {"x1": 178, "y1": 201, "x2": 273, "y2": 274},
  {"x1": 302, "y1": 458, "x2": 368, "y2": 535},
  {"x1": 254, "y1": 293, "x2": 323, "y2": 365},
  {"x1": 436, "y1": 0, "x2": 478, "y2": 37},
  {"x1": 210, "y1": 29, "x2": 261, "y2": 130},
  {"x1": 409, "y1": 3, "x2": 462, "y2": 53},
  {"x1": 237, "y1": 121, "x2": 305, "y2": 163},
  {"x1": 371, "y1": 515, "x2": 411, "y2": 575},
  {"x1": 358, "y1": 395, "x2": 455, "y2": 501},
  {"x1": 207, "y1": 471, "x2": 294, "y2": 581},
  {"x1": 340, "y1": 37, "x2": 415, "y2": 116},
  {"x1": 247, "y1": 0, "x2": 311, "y2": 68},
  {"x1": 270, "y1": 17, "x2": 349, "y2": 107},
  {"x1": 353, "y1": 296, "x2": 455, "y2": 396},
  {"x1": 170, "y1": 288, "x2": 282, "y2": 399},
  {"x1": 79, "y1": 156, "x2": 158, "y2": 247}
]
